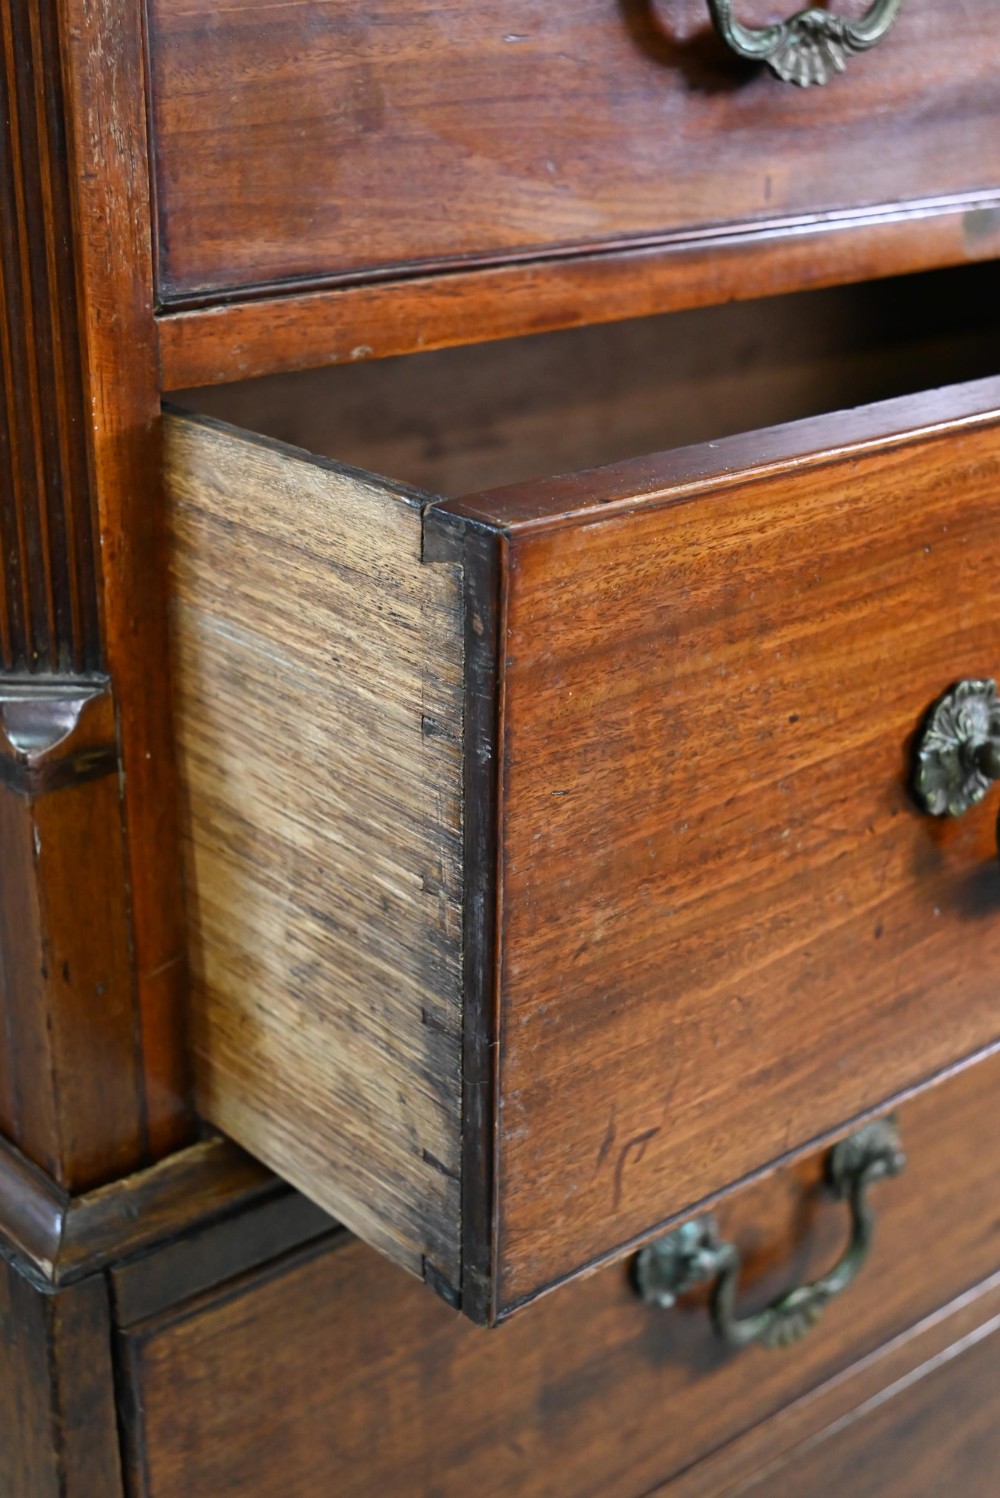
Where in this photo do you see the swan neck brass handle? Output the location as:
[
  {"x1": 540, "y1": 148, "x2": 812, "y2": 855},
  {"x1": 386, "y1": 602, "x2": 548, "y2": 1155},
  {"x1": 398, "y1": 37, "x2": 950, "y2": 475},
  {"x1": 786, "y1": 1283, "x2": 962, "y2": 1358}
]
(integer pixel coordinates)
[
  {"x1": 634, "y1": 1118, "x2": 905, "y2": 1350},
  {"x1": 706, "y1": 0, "x2": 903, "y2": 86}
]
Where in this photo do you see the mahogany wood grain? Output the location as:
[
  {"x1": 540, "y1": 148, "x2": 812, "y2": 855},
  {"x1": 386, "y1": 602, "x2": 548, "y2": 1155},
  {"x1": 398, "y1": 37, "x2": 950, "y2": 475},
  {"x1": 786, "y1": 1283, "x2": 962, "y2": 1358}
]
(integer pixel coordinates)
[
  {"x1": 729, "y1": 1318, "x2": 1000, "y2": 1497},
  {"x1": 0, "y1": 0, "x2": 190, "y2": 1171},
  {"x1": 0, "y1": 1131, "x2": 284, "y2": 1290},
  {"x1": 57, "y1": 0, "x2": 190, "y2": 1153},
  {"x1": 146, "y1": 0, "x2": 1000, "y2": 306},
  {"x1": 165, "y1": 412, "x2": 465, "y2": 1292},
  {"x1": 54, "y1": 1139, "x2": 281, "y2": 1287},
  {"x1": 446, "y1": 374, "x2": 1000, "y2": 1314},
  {"x1": 659, "y1": 1272, "x2": 1000, "y2": 1498},
  {"x1": 110, "y1": 1192, "x2": 335, "y2": 1327},
  {"x1": 0, "y1": 682, "x2": 143, "y2": 1191},
  {"x1": 0, "y1": 1257, "x2": 124, "y2": 1498},
  {"x1": 118, "y1": 1057, "x2": 1000, "y2": 1498},
  {"x1": 157, "y1": 193, "x2": 1000, "y2": 391}
]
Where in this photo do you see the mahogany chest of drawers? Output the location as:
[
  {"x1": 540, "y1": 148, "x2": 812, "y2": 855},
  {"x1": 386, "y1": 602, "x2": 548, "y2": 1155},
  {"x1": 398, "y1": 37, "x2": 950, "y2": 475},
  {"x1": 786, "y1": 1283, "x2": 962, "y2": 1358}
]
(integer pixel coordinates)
[{"x1": 2, "y1": 0, "x2": 1000, "y2": 1493}]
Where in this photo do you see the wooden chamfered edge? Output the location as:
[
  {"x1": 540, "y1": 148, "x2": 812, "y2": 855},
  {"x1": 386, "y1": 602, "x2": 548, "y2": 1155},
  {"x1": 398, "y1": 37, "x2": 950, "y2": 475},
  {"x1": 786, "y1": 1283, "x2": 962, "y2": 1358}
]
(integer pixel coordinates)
[
  {"x1": 426, "y1": 372, "x2": 1000, "y2": 1322},
  {"x1": 156, "y1": 192, "x2": 1000, "y2": 390},
  {"x1": 435, "y1": 374, "x2": 1000, "y2": 536},
  {"x1": 0, "y1": 1131, "x2": 285, "y2": 1291}
]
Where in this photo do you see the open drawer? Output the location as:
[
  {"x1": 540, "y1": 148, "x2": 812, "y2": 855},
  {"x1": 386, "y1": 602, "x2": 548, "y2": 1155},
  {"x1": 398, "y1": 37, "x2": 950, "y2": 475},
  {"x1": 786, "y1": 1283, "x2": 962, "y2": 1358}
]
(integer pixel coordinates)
[{"x1": 167, "y1": 327, "x2": 1000, "y2": 1323}]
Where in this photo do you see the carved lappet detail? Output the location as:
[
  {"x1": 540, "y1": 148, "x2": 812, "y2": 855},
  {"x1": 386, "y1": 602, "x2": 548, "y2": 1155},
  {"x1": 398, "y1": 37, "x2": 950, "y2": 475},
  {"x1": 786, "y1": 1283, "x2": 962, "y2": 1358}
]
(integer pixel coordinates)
[{"x1": 707, "y1": 0, "x2": 903, "y2": 87}]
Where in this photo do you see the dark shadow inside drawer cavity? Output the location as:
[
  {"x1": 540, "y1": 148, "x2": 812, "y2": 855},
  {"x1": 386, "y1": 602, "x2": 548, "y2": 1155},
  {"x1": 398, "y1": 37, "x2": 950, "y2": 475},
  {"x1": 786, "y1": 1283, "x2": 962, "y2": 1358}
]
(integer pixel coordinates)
[{"x1": 174, "y1": 261, "x2": 1000, "y2": 498}]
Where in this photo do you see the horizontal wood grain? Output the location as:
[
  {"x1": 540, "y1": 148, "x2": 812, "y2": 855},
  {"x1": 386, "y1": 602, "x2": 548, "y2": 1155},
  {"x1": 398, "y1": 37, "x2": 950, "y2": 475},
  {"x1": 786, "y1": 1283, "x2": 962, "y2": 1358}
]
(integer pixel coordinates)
[
  {"x1": 157, "y1": 193, "x2": 1000, "y2": 390},
  {"x1": 728, "y1": 1315, "x2": 1000, "y2": 1497},
  {"x1": 146, "y1": 0, "x2": 1000, "y2": 305},
  {"x1": 119, "y1": 1055, "x2": 1000, "y2": 1498},
  {"x1": 111, "y1": 1192, "x2": 335, "y2": 1327},
  {"x1": 165, "y1": 412, "x2": 465, "y2": 1293},
  {"x1": 441, "y1": 373, "x2": 1000, "y2": 530},
  {"x1": 660, "y1": 1274, "x2": 1000, "y2": 1497},
  {"x1": 461, "y1": 375, "x2": 1000, "y2": 1313}
]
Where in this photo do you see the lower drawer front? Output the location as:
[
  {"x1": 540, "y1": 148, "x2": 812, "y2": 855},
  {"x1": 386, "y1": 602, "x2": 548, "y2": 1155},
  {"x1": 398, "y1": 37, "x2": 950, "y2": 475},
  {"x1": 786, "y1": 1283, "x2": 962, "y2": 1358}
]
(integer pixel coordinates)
[
  {"x1": 731, "y1": 1316, "x2": 1000, "y2": 1498},
  {"x1": 121, "y1": 1054, "x2": 1000, "y2": 1498}
]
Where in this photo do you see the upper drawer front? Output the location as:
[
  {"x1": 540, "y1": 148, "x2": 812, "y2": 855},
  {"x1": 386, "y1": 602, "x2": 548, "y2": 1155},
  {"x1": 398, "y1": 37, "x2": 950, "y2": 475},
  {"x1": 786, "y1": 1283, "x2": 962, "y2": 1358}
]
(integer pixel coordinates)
[
  {"x1": 168, "y1": 376, "x2": 1000, "y2": 1325},
  {"x1": 147, "y1": 0, "x2": 1000, "y2": 302}
]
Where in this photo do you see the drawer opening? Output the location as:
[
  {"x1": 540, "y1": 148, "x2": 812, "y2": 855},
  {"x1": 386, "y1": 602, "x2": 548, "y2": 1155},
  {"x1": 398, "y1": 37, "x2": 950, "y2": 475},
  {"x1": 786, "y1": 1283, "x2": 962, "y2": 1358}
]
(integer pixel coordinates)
[
  {"x1": 165, "y1": 260, "x2": 1000, "y2": 1324},
  {"x1": 171, "y1": 262, "x2": 1000, "y2": 499}
]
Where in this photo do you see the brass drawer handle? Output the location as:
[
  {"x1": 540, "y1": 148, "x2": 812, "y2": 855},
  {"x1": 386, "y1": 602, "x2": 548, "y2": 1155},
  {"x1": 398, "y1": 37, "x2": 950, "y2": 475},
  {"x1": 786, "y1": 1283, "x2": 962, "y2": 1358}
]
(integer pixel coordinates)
[
  {"x1": 706, "y1": 0, "x2": 902, "y2": 87},
  {"x1": 634, "y1": 1119, "x2": 905, "y2": 1349},
  {"x1": 912, "y1": 678, "x2": 1000, "y2": 819}
]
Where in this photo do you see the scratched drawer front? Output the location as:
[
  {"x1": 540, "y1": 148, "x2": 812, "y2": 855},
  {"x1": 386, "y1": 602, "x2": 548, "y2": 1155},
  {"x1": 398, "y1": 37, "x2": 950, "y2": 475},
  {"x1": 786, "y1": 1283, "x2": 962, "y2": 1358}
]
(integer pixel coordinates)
[
  {"x1": 146, "y1": 0, "x2": 1000, "y2": 301},
  {"x1": 436, "y1": 375, "x2": 1000, "y2": 1318},
  {"x1": 122, "y1": 1057, "x2": 1000, "y2": 1498},
  {"x1": 434, "y1": 371, "x2": 999, "y2": 1312},
  {"x1": 169, "y1": 375, "x2": 1000, "y2": 1324}
]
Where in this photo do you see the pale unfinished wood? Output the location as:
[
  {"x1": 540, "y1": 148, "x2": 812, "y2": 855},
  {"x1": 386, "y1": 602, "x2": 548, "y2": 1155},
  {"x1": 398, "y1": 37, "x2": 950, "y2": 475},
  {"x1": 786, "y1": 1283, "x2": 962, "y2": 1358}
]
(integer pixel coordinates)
[{"x1": 165, "y1": 412, "x2": 464, "y2": 1289}]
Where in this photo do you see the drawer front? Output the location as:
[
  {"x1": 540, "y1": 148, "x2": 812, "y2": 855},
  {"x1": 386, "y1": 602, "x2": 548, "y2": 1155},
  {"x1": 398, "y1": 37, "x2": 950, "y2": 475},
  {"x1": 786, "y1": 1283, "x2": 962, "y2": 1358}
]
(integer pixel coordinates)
[
  {"x1": 147, "y1": 0, "x2": 1000, "y2": 302},
  {"x1": 460, "y1": 378, "x2": 1000, "y2": 1315},
  {"x1": 168, "y1": 376, "x2": 1000, "y2": 1322},
  {"x1": 120, "y1": 1057, "x2": 1000, "y2": 1498},
  {"x1": 729, "y1": 1313, "x2": 1000, "y2": 1497}
]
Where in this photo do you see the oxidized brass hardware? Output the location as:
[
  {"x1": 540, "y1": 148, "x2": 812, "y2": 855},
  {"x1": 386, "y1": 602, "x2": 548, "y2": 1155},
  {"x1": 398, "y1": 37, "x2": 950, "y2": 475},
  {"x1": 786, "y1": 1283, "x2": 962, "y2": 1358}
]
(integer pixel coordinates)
[
  {"x1": 634, "y1": 1118, "x2": 905, "y2": 1350},
  {"x1": 912, "y1": 679, "x2": 1000, "y2": 819},
  {"x1": 706, "y1": 0, "x2": 902, "y2": 87}
]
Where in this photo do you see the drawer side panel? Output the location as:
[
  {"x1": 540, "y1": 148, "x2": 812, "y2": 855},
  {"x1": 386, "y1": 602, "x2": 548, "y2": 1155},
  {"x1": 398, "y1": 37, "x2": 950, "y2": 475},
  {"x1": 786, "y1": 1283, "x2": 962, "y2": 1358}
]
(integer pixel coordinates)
[{"x1": 164, "y1": 413, "x2": 464, "y2": 1288}]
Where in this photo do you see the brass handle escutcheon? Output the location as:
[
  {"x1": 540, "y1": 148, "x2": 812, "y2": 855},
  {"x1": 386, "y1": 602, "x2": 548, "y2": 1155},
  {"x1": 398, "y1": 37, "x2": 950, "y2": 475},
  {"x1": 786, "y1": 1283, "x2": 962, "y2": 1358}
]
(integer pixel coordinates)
[
  {"x1": 706, "y1": 0, "x2": 903, "y2": 87},
  {"x1": 912, "y1": 678, "x2": 1000, "y2": 819},
  {"x1": 634, "y1": 1118, "x2": 905, "y2": 1349}
]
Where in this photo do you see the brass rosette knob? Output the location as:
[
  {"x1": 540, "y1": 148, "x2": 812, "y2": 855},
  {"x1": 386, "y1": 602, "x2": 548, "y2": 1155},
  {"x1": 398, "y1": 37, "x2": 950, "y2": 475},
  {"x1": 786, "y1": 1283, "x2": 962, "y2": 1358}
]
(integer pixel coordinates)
[{"x1": 912, "y1": 679, "x2": 1000, "y2": 820}]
